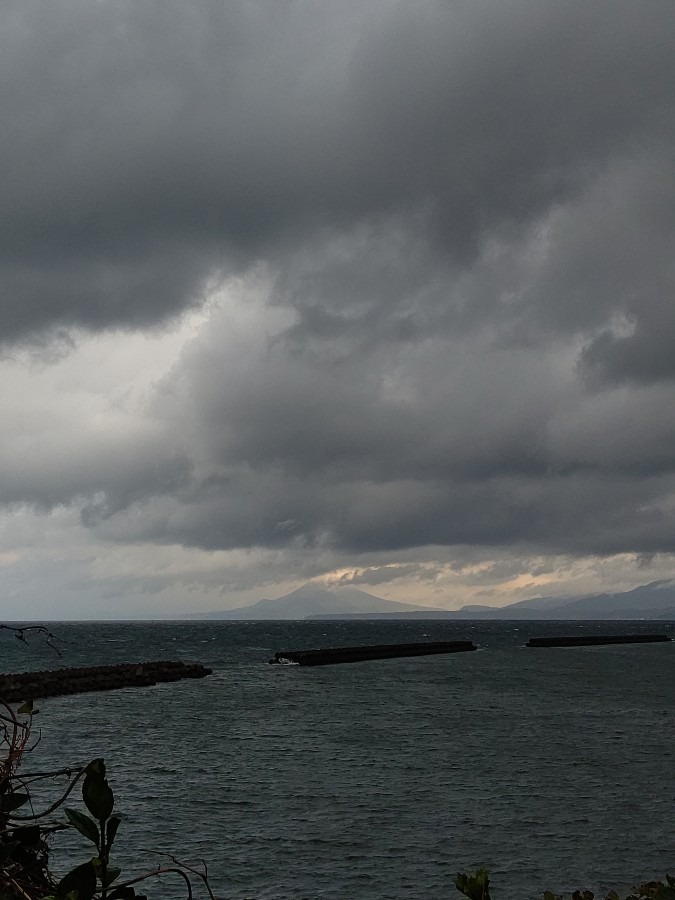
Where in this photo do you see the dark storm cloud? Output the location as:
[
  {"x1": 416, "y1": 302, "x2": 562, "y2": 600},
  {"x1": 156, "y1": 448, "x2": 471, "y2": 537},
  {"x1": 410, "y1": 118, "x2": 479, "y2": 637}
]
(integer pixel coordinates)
[
  {"x1": 97, "y1": 459, "x2": 675, "y2": 559},
  {"x1": 2, "y1": 0, "x2": 674, "y2": 343},
  {"x1": 5, "y1": 0, "x2": 675, "y2": 568},
  {"x1": 86, "y1": 298, "x2": 675, "y2": 559}
]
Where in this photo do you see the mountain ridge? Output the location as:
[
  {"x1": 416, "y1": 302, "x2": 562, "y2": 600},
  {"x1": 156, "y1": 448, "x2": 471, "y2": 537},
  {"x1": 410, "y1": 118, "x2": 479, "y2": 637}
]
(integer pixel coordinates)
[
  {"x1": 457, "y1": 579, "x2": 675, "y2": 619},
  {"x1": 190, "y1": 583, "x2": 434, "y2": 619},
  {"x1": 187, "y1": 579, "x2": 675, "y2": 620}
]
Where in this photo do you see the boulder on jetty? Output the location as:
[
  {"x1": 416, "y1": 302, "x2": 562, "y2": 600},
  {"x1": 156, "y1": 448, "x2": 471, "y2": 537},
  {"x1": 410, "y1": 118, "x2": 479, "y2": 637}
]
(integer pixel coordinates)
[
  {"x1": 270, "y1": 640, "x2": 476, "y2": 666},
  {"x1": 526, "y1": 634, "x2": 671, "y2": 648},
  {"x1": 0, "y1": 660, "x2": 212, "y2": 702}
]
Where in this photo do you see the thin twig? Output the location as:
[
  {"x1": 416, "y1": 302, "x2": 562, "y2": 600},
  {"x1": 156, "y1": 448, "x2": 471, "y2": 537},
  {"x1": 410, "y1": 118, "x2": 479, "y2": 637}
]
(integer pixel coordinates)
[
  {"x1": 0, "y1": 623, "x2": 67, "y2": 652},
  {"x1": 10, "y1": 764, "x2": 88, "y2": 820},
  {"x1": 6, "y1": 876, "x2": 33, "y2": 900},
  {"x1": 113, "y1": 864, "x2": 195, "y2": 899},
  {"x1": 165, "y1": 854, "x2": 217, "y2": 900},
  {"x1": 137, "y1": 850, "x2": 216, "y2": 900},
  {"x1": 13, "y1": 766, "x2": 81, "y2": 781}
]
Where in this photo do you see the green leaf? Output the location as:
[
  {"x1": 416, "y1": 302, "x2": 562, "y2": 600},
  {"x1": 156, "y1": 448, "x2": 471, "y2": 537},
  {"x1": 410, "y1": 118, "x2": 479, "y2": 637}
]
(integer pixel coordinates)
[
  {"x1": 108, "y1": 889, "x2": 144, "y2": 899},
  {"x1": 17, "y1": 699, "x2": 38, "y2": 715},
  {"x1": 66, "y1": 808, "x2": 100, "y2": 846},
  {"x1": 106, "y1": 814, "x2": 122, "y2": 847},
  {"x1": 456, "y1": 869, "x2": 491, "y2": 900},
  {"x1": 55, "y1": 860, "x2": 97, "y2": 900},
  {"x1": 103, "y1": 866, "x2": 122, "y2": 887},
  {"x1": 0, "y1": 792, "x2": 30, "y2": 813},
  {"x1": 82, "y1": 771, "x2": 114, "y2": 821},
  {"x1": 85, "y1": 758, "x2": 106, "y2": 777}
]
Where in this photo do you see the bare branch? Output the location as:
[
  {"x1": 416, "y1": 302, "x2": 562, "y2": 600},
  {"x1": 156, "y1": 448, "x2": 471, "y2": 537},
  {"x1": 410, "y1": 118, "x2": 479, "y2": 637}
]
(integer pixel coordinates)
[
  {"x1": 0, "y1": 623, "x2": 67, "y2": 655},
  {"x1": 10, "y1": 764, "x2": 88, "y2": 820},
  {"x1": 113, "y1": 864, "x2": 196, "y2": 899},
  {"x1": 164, "y1": 854, "x2": 217, "y2": 900},
  {"x1": 135, "y1": 850, "x2": 216, "y2": 900}
]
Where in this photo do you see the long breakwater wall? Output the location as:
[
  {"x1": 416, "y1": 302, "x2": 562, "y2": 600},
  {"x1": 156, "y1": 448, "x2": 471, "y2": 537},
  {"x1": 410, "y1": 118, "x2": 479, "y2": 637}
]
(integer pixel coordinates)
[
  {"x1": 271, "y1": 640, "x2": 477, "y2": 666},
  {"x1": 526, "y1": 634, "x2": 671, "y2": 648},
  {"x1": 271, "y1": 634, "x2": 672, "y2": 666},
  {"x1": 0, "y1": 660, "x2": 212, "y2": 702}
]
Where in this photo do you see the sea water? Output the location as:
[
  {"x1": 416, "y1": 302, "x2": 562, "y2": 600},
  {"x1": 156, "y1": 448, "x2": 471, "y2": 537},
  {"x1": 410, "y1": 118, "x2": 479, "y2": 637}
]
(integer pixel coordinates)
[{"x1": 3, "y1": 620, "x2": 675, "y2": 900}]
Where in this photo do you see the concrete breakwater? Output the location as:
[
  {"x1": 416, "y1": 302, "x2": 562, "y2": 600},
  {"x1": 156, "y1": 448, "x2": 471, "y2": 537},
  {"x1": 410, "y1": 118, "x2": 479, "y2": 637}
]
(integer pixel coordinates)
[
  {"x1": 270, "y1": 640, "x2": 477, "y2": 666},
  {"x1": 271, "y1": 634, "x2": 672, "y2": 665},
  {"x1": 526, "y1": 634, "x2": 671, "y2": 648},
  {"x1": 0, "y1": 660, "x2": 212, "y2": 702}
]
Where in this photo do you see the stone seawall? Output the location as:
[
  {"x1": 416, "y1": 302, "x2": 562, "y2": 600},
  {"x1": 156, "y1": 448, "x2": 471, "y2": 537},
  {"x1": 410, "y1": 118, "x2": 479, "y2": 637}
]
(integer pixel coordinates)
[
  {"x1": 526, "y1": 634, "x2": 671, "y2": 648},
  {"x1": 271, "y1": 640, "x2": 477, "y2": 666},
  {"x1": 0, "y1": 660, "x2": 212, "y2": 702}
]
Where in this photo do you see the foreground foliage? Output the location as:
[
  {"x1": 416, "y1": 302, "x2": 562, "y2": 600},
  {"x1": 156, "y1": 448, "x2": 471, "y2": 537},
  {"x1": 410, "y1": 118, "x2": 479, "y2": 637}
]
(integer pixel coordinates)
[
  {"x1": 456, "y1": 868, "x2": 675, "y2": 900},
  {"x1": 0, "y1": 627, "x2": 214, "y2": 899},
  {"x1": 1, "y1": 699, "x2": 214, "y2": 899}
]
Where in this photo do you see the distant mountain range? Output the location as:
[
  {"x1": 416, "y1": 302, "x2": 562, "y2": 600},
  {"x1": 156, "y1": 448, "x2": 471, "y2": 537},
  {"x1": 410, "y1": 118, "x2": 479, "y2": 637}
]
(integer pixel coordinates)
[
  {"x1": 192, "y1": 579, "x2": 675, "y2": 620},
  {"x1": 192, "y1": 584, "x2": 433, "y2": 619},
  {"x1": 315, "y1": 580, "x2": 675, "y2": 620},
  {"x1": 471, "y1": 579, "x2": 675, "y2": 620}
]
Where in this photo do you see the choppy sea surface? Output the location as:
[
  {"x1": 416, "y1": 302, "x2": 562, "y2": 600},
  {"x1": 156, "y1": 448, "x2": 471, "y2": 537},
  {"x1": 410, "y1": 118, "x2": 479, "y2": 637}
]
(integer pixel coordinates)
[{"x1": 3, "y1": 619, "x2": 675, "y2": 900}]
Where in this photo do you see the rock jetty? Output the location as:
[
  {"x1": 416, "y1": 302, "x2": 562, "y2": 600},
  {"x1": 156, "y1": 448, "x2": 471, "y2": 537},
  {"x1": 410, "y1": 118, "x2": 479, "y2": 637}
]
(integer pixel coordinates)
[
  {"x1": 0, "y1": 660, "x2": 212, "y2": 702},
  {"x1": 270, "y1": 640, "x2": 477, "y2": 666},
  {"x1": 526, "y1": 634, "x2": 671, "y2": 648}
]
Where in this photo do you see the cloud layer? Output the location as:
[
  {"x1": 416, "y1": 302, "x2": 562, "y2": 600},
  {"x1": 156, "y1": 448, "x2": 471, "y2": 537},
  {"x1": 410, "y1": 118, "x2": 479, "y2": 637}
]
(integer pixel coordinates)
[{"x1": 2, "y1": 0, "x2": 675, "y2": 613}]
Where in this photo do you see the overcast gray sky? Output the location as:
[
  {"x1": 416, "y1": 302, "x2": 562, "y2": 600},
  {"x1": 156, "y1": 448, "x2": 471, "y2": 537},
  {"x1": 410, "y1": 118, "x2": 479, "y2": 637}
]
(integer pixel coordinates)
[{"x1": 2, "y1": 0, "x2": 675, "y2": 618}]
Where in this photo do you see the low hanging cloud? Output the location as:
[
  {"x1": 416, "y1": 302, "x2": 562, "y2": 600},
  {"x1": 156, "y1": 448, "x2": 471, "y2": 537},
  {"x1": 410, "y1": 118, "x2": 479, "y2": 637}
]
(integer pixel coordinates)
[
  {"x1": 2, "y1": 0, "x2": 675, "y2": 607},
  {"x1": 86, "y1": 281, "x2": 675, "y2": 561}
]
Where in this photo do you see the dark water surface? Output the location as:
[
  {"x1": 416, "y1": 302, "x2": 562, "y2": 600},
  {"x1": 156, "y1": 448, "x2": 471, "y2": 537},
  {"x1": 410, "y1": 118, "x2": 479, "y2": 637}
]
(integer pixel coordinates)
[{"x1": 3, "y1": 620, "x2": 675, "y2": 899}]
